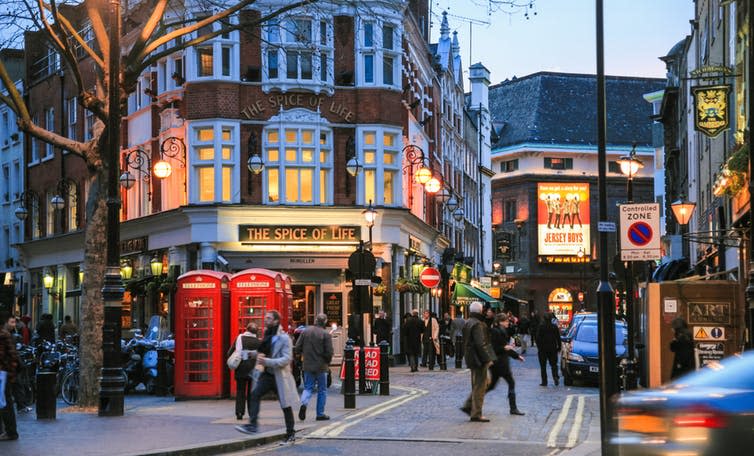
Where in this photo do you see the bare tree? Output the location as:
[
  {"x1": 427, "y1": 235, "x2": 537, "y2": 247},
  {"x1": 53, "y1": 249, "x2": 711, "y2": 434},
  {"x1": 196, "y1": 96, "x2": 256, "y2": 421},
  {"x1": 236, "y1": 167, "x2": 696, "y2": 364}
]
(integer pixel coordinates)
[{"x1": 0, "y1": 0, "x2": 316, "y2": 407}]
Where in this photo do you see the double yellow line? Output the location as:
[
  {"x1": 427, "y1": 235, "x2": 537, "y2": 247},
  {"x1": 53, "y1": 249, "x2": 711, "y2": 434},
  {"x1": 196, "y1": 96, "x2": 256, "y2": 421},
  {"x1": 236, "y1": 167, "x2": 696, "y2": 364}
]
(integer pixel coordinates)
[
  {"x1": 547, "y1": 394, "x2": 589, "y2": 449},
  {"x1": 308, "y1": 385, "x2": 428, "y2": 438}
]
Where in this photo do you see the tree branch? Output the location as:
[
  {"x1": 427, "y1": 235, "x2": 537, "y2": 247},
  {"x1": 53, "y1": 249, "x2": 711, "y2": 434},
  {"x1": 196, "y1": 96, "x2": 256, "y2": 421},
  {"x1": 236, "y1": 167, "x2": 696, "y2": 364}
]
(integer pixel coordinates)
[
  {"x1": 56, "y1": 10, "x2": 105, "y2": 70},
  {"x1": 0, "y1": 61, "x2": 30, "y2": 121},
  {"x1": 17, "y1": 117, "x2": 88, "y2": 156},
  {"x1": 127, "y1": 0, "x2": 170, "y2": 63}
]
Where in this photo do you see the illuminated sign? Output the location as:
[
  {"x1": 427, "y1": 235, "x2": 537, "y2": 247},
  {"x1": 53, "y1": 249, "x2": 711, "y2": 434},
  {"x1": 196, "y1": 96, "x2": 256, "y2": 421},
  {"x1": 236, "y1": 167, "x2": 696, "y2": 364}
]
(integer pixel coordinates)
[
  {"x1": 239, "y1": 225, "x2": 361, "y2": 244},
  {"x1": 537, "y1": 183, "x2": 590, "y2": 257},
  {"x1": 692, "y1": 85, "x2": 729, "y2": 138}
]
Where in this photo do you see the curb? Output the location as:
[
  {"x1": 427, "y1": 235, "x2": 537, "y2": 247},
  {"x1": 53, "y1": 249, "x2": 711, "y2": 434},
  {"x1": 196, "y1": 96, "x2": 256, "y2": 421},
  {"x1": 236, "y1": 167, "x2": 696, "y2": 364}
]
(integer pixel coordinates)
[{"x1": 132, "y1": 431, "x2": 288, "y2": 456}]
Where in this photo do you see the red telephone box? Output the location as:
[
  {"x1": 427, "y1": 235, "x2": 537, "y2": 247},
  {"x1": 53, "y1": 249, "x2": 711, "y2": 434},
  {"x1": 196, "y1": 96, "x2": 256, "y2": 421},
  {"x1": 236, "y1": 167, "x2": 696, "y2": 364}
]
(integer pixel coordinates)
[
  {"x1": 228, "y1": 269, "x2": 293, "y2": 397},
  {"x1": 174, "y1": 270, "x2": 230, "y2": 399}
]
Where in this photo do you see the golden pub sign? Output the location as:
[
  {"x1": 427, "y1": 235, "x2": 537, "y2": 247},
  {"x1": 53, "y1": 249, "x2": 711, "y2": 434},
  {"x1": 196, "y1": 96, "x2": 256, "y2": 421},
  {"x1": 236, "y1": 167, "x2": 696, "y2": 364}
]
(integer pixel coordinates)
[{"x1": 692, "y1": 85, "x2": 730, "y2": 138}]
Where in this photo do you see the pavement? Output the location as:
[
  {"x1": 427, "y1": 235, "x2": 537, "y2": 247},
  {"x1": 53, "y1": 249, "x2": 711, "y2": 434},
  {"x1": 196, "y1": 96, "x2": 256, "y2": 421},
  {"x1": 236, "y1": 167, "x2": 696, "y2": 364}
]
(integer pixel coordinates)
[
  {"x1": 5, "y1": 381, "x2": 398, "y2": 456},
  {"x1": 1, "y1": 348, "x2": 606, "y2": 456}
]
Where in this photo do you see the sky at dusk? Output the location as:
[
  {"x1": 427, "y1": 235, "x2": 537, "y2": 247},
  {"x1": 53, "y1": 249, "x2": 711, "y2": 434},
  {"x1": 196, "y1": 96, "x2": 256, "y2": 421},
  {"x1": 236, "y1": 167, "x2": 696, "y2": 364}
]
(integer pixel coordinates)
[{"x1": 429, "y1": 0, "x2": 695, "y2": 86}]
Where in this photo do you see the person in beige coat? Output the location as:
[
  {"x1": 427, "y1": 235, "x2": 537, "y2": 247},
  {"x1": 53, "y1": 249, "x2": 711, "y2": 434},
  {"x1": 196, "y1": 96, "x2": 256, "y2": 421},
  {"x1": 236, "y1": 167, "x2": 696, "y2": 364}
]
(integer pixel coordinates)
[
  {"x1": 236, "y1": 311, "x2": 299, "y2": 445},
  {"x1": 421, "y1": 310, "x2": 440, "y2": 369}
]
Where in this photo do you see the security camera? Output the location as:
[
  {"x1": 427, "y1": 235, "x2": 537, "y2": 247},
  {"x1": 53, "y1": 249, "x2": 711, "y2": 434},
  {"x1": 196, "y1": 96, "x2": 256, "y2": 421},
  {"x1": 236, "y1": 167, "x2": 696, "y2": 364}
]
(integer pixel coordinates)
[{"x1": 217, "y1": 254, "x2": 229, "y2": 267}]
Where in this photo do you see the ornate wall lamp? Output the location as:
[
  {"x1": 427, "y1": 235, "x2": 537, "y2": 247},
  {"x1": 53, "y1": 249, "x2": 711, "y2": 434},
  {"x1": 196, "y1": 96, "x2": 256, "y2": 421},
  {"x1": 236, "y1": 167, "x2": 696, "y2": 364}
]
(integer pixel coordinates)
[
  {"x1": 120, "y1": 148, "x2": 152, "y2": 199},
  {"x1": 402, "y1": 144, "x2": 438, "y2": 209},
  {"x1": 14, "y1": 190, "x2": 39, "y2": 220},
  {"x1": 154, "y1": 136, "x2": 186, "y2": 180},
  {"x1": 150, "y1": 254, "x2": 164, "y2": 276}
]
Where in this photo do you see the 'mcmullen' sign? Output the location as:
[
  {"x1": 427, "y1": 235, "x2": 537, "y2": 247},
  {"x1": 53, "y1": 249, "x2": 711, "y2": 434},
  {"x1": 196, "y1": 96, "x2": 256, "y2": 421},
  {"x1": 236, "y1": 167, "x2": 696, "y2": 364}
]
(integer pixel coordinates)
[{"x1": 239, "y1": 225, "x2": 361, "y2": 244}]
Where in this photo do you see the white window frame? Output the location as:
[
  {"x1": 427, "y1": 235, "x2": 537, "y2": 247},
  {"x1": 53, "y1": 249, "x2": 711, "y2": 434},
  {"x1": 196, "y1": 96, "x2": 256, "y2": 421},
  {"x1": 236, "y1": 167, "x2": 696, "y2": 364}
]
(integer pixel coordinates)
[
  {"x1": 44, "y1": 108, "x2": 55, "y2": 159},
  {"x1": 67, "y1": 97, "x2": 77, "y2": 140},
  {"x1": 357, "y1": 18, "x2": 400, "y2": 88},
  {"x1": 355, "y1": 125, "x2": 401, "y2": 207},
  {"x1": 188, "y1": 121, "x2": 240, "y2": 204},
  {"x1": 261, "y1": 16, "x2": 334, "y2": 95},
  {"x1": 261, "y1": 110, "x2": 333, "y2": 206},
  {"x1": 186, "y1": 14, "x2": 239, "y2": 82},
  {"x1": 30, "y1": 114, "x2": 40, "y2": 165}
]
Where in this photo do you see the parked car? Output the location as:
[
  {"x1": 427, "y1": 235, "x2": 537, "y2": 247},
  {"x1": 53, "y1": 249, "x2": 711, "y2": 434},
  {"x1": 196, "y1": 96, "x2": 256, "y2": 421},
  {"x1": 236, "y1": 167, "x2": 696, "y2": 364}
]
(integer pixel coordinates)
[
  {"x1": 611, "y1": 351, "x2": 754, "y2": 455},
  {"x1": 560, "y1": 319, "x2": 627, "y2": 386}
]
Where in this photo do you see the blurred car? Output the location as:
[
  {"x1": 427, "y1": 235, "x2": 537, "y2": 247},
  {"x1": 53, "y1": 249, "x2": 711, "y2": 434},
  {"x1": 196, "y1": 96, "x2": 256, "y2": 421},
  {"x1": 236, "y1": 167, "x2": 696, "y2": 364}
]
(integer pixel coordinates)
[
  {"x1": 611, "y1": 352, "x2": 754, "y2": 455},
  {"x1": 560, "y1": 319, "x2": 627, "y2": 386}
]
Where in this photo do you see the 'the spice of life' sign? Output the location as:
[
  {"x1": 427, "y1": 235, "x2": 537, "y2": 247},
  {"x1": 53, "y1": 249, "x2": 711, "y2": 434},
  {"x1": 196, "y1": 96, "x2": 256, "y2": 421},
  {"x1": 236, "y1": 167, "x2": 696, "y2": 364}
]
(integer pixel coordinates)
[{"x1": 239, "y1": 225, "x2": 361, "y2": 244}]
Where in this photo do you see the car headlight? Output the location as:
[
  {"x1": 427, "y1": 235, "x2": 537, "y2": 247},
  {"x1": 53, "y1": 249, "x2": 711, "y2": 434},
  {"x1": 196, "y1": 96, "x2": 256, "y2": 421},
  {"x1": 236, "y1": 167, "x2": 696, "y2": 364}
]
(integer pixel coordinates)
[{"x1": 567, "y1": 352, "x2": 585, "y2": 362}]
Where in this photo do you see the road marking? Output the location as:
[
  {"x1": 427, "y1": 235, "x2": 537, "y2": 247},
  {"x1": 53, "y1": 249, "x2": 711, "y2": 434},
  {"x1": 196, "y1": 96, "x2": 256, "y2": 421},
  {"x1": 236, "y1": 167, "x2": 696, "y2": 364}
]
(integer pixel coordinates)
[
  {"x1": 566, "y1": 394, "x2": 585, "y2": 448},
  {"x1": 308, "y1": 385, "x2": 428, "y2": 438},
  {"x1": 547, "y1": 394, "x2": 574, "y2": 448}
]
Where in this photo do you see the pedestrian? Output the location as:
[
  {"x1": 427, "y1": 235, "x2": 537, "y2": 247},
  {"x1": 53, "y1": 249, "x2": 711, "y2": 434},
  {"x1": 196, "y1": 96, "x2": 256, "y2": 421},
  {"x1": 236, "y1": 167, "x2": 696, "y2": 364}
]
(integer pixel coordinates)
[
  {"x1": 450, "y1": 311, "x2": 466, "y2": 360},
  {"x1": 439, "y1": 312, "x2": 452, "y2": 337},
  {"x1": 373, "y1": 310, "x2": 391, "y2": 345},
  {"x1": 529, "y1": 311, "x2": 541, "y2": 348},
  {"x1": 19, "y1": 317, "x2": 31, "y2": 345},
  {"x1": 536, "y1": 312, "x2": 561, "y2": 386},
  {"x1": 294, "y1": 313, "x2": 333, "y2": 422},
  {"x1": 36, "y1": 314, "x2": 55, "y2": 343},
  {"x1": 230, "y1": 322, "x2": 261, "y2": 420},
  {"x1": 403, "y1": 310, "x2": 422, "y2": 372},
  {"x1": 236, "y1": 311, "x2": 299, "y2": 445},
  {"x1": 669, "y1": 317, "x2": 694, "y2": 379},
  {"x1": 460, "y1": 301, "x2": 497, "y2": 422},
  {"x1": 518, "y1": 314, "x2": 531, "y2": 355},
  {"x1": 59, "y1": 315, "x2": 77, "y2": 341},
  {"x1": 0, "y1": 326, "x2": 20, "y2": 441},
  {"x1": 421, "y1": 310, "x2": 439, "y2": 369},
  {"x1": 487, "y1": 313, "x2": 525, "y2": 415},
  {"x1": 484, "y1": 307, "x2": 495, "y2": 328}
]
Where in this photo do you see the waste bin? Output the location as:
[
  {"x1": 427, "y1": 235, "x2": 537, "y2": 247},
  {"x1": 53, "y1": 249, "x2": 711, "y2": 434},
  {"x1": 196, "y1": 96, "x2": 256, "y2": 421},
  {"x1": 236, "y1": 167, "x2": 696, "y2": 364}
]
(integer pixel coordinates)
[{"x1": 36, "y1": 371, "x2": 57, "y2": 420}]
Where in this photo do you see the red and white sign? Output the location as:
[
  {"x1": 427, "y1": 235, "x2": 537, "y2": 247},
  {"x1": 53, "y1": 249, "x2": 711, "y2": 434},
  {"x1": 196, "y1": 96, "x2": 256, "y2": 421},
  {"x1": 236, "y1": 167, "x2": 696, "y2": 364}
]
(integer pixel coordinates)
[
  {"x1": 619, "y1": 203, "x2": 661, "y2": 261},
  {"x1": 419, "y1": 267, "x2": 441, "y2": 288},
  {"x1": 339, "y1": 347, "x2": 380, "y2": 380}
]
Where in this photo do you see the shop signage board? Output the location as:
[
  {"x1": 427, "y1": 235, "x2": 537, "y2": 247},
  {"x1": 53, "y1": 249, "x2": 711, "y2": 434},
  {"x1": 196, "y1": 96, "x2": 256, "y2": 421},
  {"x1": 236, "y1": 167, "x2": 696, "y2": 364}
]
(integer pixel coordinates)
[
  {"x1": 239, "y1": 224, "x2": 361, "y2": 244},
  {"x1": 695, "y1": 342, "x2": 725, "y2": 368},
  {"x1": 691, "y1": 85, "x2": 730, "y2": 138},
  {"x1": 619, "y1": 203, "x2": 661, "y2": 261},
  {"x1": 339, "y1": 346, "x2": 380, "y2": 381}
]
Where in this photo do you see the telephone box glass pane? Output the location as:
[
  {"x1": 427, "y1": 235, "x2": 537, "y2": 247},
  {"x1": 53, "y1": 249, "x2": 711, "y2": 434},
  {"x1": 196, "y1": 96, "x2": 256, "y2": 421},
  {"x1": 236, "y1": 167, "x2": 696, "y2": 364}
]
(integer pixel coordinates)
[
  {"x1": 238, "y1": 295, "x2": 267, "y2": 338},
  {"x1": 183, "y1": 296, "x2": 214, "y2": 383}
]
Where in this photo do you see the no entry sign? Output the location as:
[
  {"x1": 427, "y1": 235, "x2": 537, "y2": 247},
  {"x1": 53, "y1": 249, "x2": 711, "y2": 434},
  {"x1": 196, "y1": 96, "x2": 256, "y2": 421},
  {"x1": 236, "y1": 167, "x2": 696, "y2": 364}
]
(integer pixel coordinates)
[
  {"x1": 619, "y1": 203, "x2": 660, "y2": 261},
  {"x1": 419, "y1": 267, "x2": 441, "y2": 288}
]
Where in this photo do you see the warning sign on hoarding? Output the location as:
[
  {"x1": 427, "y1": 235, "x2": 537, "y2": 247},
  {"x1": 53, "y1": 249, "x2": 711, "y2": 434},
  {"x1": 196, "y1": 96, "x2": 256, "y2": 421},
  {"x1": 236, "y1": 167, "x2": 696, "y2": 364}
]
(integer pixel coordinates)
[
  {"x1": 619, "y1": 203, "x2": 661, "y2": 261},
  {"x1": 339, "y1": 346, "x2": 380, "y2": 381}
]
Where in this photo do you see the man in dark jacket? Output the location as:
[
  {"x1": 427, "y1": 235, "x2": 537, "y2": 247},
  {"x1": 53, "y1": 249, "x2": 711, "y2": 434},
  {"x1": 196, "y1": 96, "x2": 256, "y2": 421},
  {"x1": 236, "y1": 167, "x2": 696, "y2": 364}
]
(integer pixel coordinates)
[
  {"x1": 294, "y1": 313, "x2": 334, "y2": 421},
  {"x1": 373, "y1": 310, "x2": 392, "y2": 345},
  {"x1": 460, "y1": 302, "x2": 497, "y2": 422},
  {"x1": 36, "y1": 313, "x2": 55, "y2": 343},
  {"x1": 487, "y1": 313, "x2": 525, "y2": 415},
  {"x1": 402, "y1": 310, "x2": 423, "y2": 372},
  {"x1": 535, "y1": 312, "x2": 562, "y2": 386},
  {"x1": 0, "y1": 326, "x2": 20, "y2": 440}
]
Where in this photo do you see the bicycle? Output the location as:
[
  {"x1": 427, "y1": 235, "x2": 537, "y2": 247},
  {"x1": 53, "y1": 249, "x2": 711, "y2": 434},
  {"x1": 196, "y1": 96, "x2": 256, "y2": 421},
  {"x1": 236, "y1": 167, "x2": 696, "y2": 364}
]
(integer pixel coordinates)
[{"x1": 60, "y1": 366, "x2": 79, "y2": 405}]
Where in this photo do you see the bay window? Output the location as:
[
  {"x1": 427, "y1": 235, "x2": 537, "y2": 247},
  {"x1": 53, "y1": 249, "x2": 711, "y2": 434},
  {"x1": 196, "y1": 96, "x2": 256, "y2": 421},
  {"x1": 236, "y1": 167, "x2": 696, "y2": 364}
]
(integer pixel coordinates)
[
  {"x1": 262, "y1": 17, "x2": 333, "y2": 94},
  {"x1": 262, "y1": 123, "x2": 332, "y2": 205},
  {"x1": 189, "y1": 122, "x2": 239, "y2": 204},
  {"x1": 359, "y1": 127, "x2": 400, "y2": 206}
]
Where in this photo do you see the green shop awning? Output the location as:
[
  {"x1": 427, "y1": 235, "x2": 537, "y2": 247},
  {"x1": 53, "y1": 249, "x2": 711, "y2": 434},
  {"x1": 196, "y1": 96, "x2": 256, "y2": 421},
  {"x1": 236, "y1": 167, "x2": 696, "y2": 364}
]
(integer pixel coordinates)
[{"x1": 452, "y1": 282, "x2": 503, "y2": 309}]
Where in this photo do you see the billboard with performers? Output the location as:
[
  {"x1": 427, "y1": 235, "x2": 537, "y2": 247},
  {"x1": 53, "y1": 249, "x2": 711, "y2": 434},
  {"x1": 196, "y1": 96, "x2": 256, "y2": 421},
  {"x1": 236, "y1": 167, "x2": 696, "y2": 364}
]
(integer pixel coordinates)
[{"x1": 537, "y1": 182, "x2": 590, "y2": 257}]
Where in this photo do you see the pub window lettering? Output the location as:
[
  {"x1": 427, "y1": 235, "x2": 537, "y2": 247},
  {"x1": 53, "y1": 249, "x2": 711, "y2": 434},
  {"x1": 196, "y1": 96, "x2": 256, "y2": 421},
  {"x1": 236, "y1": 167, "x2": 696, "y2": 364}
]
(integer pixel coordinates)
[
  {"x1": 544, "y1": 157, "x2": 573, "y2": 170},
  {"x1": 501, "y1": 159, "x2": 518, "y2": 173}
]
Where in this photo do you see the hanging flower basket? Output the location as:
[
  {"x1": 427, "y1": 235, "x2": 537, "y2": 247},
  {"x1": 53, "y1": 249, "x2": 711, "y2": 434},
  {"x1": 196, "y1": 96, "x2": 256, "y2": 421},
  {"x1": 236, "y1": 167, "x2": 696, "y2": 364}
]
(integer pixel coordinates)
[
  {"x1": 714, "y1": 143, "x2": 749, "y2": 197},
  {"x1": 373, "y1": 283, "x2": 387, "y2": 296},
  {"x1": 395, "y1": 278, "x2": 426, "y2": 294}
]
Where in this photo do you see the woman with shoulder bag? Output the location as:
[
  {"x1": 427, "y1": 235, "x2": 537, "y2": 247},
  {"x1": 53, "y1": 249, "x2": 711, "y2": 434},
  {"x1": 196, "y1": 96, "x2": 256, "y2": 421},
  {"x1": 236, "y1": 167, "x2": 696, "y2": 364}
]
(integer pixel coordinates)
[
  {"x1": 487, "y1": 313, "x2": 525, "y2": 416},
  {"x1": 231, "y1": 322, "x2": 261, "y2": 420}
]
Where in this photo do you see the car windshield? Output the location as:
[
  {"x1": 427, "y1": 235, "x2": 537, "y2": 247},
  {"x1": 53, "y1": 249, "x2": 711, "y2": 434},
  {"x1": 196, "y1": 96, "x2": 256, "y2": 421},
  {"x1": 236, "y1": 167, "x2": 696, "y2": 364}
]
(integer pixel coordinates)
[
  {"x1": 574, "y1": 323, "x2": 627, "y2": 345},
  {"x1": 675, "y1": 353, "x2": 754, "y2": 389}
]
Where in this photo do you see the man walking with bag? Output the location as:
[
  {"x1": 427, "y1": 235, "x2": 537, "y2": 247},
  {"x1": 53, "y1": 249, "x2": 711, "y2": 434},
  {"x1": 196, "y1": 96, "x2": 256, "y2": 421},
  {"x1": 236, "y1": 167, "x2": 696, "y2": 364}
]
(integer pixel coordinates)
[
  {"x1": 236, "y1": 311, "x2": 299, "y2": 445},
  {"x1": 294, "y1": 313, "x2": 333, "y2": 422},
  {"x1": 460, "y1": 301, "x2": 496, "y2": 422}
]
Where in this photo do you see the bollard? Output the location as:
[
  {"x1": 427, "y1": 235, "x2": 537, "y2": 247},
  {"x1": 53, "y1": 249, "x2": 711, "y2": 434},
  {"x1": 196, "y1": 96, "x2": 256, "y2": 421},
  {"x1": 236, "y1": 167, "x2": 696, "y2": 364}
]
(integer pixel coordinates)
[
  {"x1": 439, "y1": 335, "x2": 448, "y2": 370},
  {"x1": 378, "y1": 340, "x2": 390, "y2": 396},
  {"x1": 156, "y1": 348, "x2": 169, "y2": 396},
  {"x1": 343, "y1": 339, "x2": 356, "y2": 409},
  {"x1": 455, "y1": 335, "x2": 464, "y2": 369},
  {"x1": 358, "y1": 345, "x2": 367, "y2": 394},
  {"x1": 36, "y1": 371, "x2": 57, "y2": 420}
]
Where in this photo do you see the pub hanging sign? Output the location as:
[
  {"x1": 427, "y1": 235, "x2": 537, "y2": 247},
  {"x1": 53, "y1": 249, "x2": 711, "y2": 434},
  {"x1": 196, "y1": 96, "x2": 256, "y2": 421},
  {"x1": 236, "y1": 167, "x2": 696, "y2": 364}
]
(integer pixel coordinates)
[{"x1": 692, "y1": 85, "x2": 730, "y2": 138}]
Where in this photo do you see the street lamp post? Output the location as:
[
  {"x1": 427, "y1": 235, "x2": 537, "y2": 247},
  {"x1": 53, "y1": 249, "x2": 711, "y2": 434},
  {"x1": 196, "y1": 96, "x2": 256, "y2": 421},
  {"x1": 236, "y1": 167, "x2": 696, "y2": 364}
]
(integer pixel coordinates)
[
  {"x1": 577, "y1": 247, "x2": 585, "y2": 310},
  {"x1": 99, "y1": 0, "x2": 125, "y2": 417},
  {"x1": 616, "y1": 143, "x2": 643, "y2": 390}
]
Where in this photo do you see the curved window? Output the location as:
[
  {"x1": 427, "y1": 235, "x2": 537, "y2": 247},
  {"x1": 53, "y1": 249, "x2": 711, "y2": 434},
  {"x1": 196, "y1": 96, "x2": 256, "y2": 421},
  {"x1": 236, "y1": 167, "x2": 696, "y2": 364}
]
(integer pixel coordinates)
[
  {"x1": 357, "y1": 127, "x2": 400, "y2": 206},
  {"x1": 262, "y1": 111, "x2": 332, "y2": 205},
  {"x1": 261, "y1": 17, "x2": 333, "y2": 94},
  {"x1": 189, "y1": 122, "x2": 239, "y2": 204},
  {"x1": 187, "y1": 14, "x2": 239, "y2": 81}
]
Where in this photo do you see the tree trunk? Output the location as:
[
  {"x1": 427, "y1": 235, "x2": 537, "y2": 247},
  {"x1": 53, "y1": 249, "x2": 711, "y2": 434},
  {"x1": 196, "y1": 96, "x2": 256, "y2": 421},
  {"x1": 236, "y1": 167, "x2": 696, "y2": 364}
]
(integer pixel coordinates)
[{"x1": 78, "y1": 169, "x2": 109, "y2": 407}]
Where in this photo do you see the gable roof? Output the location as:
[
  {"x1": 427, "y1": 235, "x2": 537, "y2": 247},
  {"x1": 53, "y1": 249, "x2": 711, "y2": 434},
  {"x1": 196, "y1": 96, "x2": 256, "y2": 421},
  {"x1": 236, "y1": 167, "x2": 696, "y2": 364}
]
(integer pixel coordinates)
[{"x1": 488, "y1": 72, "x2": 665, "y2": 149}]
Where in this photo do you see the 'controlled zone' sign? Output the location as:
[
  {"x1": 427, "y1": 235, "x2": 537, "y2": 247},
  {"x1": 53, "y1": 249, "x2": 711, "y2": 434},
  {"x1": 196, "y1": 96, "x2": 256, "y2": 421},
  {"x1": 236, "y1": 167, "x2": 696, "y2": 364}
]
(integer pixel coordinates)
[{"x1": 619, "y1": 203, "x2": 661, "y2": 261}]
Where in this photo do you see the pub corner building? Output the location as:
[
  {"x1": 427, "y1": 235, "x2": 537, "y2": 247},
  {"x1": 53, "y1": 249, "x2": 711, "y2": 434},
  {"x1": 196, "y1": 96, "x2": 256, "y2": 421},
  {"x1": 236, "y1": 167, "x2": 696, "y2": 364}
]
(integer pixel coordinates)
[{"x1": 12, "y1": 0, "x2": 494, "y2": 368}]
